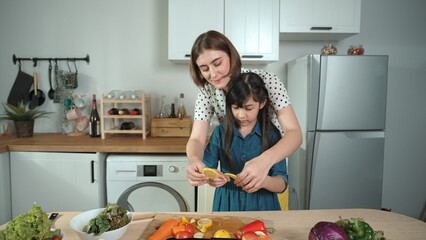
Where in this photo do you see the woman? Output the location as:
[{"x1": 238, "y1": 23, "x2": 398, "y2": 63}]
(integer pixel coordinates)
[
  {"x1": 203, "y1": 72, "x2": 287, "y2": 211},
  {"x1": 186, "y1": 30, "x2": 302, "y2": 193}
]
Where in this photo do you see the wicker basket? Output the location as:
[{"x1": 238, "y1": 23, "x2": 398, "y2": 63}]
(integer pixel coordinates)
[{"x1": 14, "y1": 120, "x2": 34, "y2": 138}]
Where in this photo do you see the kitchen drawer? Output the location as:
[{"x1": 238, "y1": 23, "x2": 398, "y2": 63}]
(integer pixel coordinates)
[{"x1": 151, "y1": 117, "x2": 191, "y2": 137}]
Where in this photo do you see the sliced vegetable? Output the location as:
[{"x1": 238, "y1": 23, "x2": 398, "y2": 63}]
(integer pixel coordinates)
[
  {"x1": 193, "y1": 232, "x2": 205, "y2": 239},
  {"x1": 175, "y1": 230, "x2": 193, "y2": 239},
  {"x1": 184, "y1": 223, "x2": 195, "y2": 234},
  {"x1": 172, "y1": 225, "x2": 186, "y2": 235},
  {"x1": 178, "y1": 216, "x2": 190, "y2": 225},
  {"x1": 239, "y1": 220, "x2": 268, "y2": 235},
  {"x1": 309, "y1": 221, "x2": 348, "y2": 240},
  {"x1": 147, "y1": 218, "x2": 179, "y2": 240}
]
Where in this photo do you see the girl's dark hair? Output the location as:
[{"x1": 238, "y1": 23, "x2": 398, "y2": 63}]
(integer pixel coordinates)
[
  {"x1": 189, "y1": 30, "x2": 242, "y2": 88},
  {"x1": 223, "y1": 72, "x2": 279, "y2": 171}
]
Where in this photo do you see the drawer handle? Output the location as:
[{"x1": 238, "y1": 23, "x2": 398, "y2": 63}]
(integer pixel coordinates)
[
  {"x1": 310, "y1": 27, "x2": 333, "y2": 30},
  {"x1": 241, "y1": 55, "x2": 264, "y2": 59},
  {"x1": 91, "y1": 160, "x2": 95, "y2": 183}
]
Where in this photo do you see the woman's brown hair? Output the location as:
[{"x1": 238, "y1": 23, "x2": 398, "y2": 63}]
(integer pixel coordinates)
[{"x1": 189, "y1": 30, "x2": 242, "y2": 88}]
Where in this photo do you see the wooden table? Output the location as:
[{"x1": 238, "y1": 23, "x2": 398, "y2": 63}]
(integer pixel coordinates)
[{"x1": 47, "y1": 209, "x2": 426, "y2": 240}]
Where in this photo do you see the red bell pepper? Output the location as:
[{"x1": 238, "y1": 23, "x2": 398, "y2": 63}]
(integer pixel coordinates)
[{"x1": 238, "y1": 220, "x2": 268, "y2": 235}]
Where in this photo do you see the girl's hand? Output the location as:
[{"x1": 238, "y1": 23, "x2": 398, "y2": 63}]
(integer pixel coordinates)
[
  {"x1": 206, "y1": 173, "x2": 227, "y2": 188},
  {"x1": 186, "y1": 161, "x2": 208, "y2": 186}
]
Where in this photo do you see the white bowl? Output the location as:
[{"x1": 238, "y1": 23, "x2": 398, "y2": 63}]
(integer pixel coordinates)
[{"x1": 70, "y1": 208, "x2": 132, "y2": 240}]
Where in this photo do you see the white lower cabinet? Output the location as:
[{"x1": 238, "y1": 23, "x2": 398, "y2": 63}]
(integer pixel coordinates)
[
  {"x1": 10, "y1": 152, "x2": 107, "y2": 217},
  {"x1": 197, "y1": 184, "x2": 215, "y2": 212},
  {"x1": 0, "y1": 152, "x2": 11, "y2": 225}
]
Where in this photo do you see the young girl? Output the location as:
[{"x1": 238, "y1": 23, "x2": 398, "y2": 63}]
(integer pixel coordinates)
[
  {"x1": 186, "y1": 30, "x2": 301, "y2": 194},
  {"x1": 203, "y1": 72, "x2": 288, "y2": 211}
]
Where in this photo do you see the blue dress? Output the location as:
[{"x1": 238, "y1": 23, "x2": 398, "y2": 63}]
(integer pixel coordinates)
[{"x1": 203, "y1": 122, "x2": 288, "y2": 211}]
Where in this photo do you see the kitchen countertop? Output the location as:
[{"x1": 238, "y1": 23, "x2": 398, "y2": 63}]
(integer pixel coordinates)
[
  {"x1": 46, "y1": 209, "x2": 426, "y2": 239},
  {"x1": 0, "y1": 133, "x2": 188, "y2": 153}
]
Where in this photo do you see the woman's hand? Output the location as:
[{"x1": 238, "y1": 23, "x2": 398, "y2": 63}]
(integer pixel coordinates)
[
  {"x1": 235, "y1": 155, "x2": 273, "y2": 192},
  {"x1": 186, "y1": 160, "x2": 208, "y2": 186}
]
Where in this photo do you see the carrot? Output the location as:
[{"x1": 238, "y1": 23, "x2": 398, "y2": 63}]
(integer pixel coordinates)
[{"x1": 148, "y1": 218, "x2": 179, "y2": 240}]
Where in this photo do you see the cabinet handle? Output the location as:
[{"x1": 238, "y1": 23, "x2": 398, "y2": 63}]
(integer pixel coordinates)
[
  {"x1": 184, "y1": 54, "x2": 191, "y2": 58},
  {"x1": 310, "y1": 27, "x2": 333, "y2": 30},
  {"x1": 241, "y1": 55, "x2": 264, "y2": 59},
  {"x1": 91, "y1": 160, "x2": 95, "y2": 183}
]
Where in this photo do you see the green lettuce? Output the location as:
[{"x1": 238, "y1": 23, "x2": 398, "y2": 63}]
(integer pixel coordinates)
[
  {"x1": 0, "y1": 204, "x2": 55, "y2": 240},
  {"x1": 85, "y1": 203, "x2": 129, "y2": 236}
]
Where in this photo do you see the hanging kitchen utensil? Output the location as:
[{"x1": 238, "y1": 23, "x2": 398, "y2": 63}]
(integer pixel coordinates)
[
  {"x1": 65, "y1": 60, "x2": 78, "y2": 89},
  {"x1": 53, "y1": 60, "x2": 61, "y2": 103},
  {"x1": 47, "y1": 60, "x2": 55, "y2": 100},
  {"x1": 28, "y1": 60, "x2": 46, "y2": 109},
  {"x1": 7, "y1": 60, "x2": 34, "y2": 106}
]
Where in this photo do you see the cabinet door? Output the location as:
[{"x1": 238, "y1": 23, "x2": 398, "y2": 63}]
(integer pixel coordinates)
[
  {"x1": 280, "y1": 0, "x2": 361, "y2": 40},
  {"x1": 0, "y1": 152, "x2": 11, "y2": 225},
  {"x1": 11, "y1": 152, "x2": 106, "y2": 217},
  {"x1": 225, "y1": 0, "x2": 279, "y2": 63},
  {"x1": 168, "y1": 0, "x2": 224, "y2": 63}
]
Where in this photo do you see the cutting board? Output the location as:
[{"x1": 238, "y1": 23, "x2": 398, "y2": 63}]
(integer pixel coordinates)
[{"x1": 140, "y1": 213, "x2": 259, "y2": 239}]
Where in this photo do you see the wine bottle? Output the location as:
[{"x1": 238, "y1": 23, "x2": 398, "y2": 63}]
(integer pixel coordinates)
[
  {"x1": 177, "y1": 93, "x2": 186, "y2": 119},
  {"x1": 169, "y1": 103, "x2": 177, "y2": 118},
  {"x1": 89, "y1": 94, "x2": 100, "y2": 137}
]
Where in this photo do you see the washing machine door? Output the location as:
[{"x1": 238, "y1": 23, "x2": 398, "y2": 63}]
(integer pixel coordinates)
[{"x1": 117, "y1": 182, "x2": 189, "y2": 212}]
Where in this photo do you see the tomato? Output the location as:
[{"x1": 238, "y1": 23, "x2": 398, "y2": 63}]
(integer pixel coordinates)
[
  {"x1": 184, "y1": 223, "x2": 195, "y2": 234},
  {"x1": 175, "y1": 230, "x2": 193, "y2": 239},
  {"x1": 52, "y1": 236, "x2": 62, "y2": 240}
]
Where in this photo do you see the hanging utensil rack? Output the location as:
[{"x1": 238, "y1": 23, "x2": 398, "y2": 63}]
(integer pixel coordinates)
[{"x1": 12, "y1": 54, "x2": 90, "y2": 66}]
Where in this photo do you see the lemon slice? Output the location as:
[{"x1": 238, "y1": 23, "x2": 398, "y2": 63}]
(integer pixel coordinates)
[
  {"x1": 202, "y1": 168, "x2": 219, "y2": 179},
  {"x1": 213, "y1": 229, "x2": 232, "y2": 238},
  {"x1": 196, "y1": 218, "x2": 213, "y2": 232},
  {"x1": 223, "y1": 173, "x2": 237, "y2": 181}
]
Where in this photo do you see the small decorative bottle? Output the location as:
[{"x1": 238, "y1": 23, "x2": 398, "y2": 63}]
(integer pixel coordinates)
[
  {"x1": 169, "y1": 103, "x2": 177, "y2": 118},
  {"x1": 177, "y1": 93, "x2": 187, "y2": 119},
  {"x1": 89, "y1": 94, "x2": 100, "y2": 137}
]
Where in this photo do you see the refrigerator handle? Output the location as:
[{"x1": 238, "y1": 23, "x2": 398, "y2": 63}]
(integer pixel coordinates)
[{"x1": 344, "y1": 132, "x2": 385, "y2": 139}]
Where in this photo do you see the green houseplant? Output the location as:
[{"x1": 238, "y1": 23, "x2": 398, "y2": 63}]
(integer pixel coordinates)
[{"x1": 0, "y1": 102, "x2": 51, "y2": 137}]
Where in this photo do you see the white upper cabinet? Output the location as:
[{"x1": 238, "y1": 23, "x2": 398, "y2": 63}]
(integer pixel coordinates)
[
  {"x1": 225, "y1": 0, "x2": 279, "y2": 63},
  {"x1": 168, "y1": 0, "x2": 224, "y2": 63},
  {"x1": 280, "y1": 0, "x2": 361, "y2": 41},
  {"x1": 168, "y1": 0, "x2": 279, "y2": 64}
]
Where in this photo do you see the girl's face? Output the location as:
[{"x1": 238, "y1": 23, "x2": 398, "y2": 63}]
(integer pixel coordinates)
[
  {"x1": 196, "y1": 49, "x2": 231, "y2": 91},
  {"x1": 231, "y1": 95, "x2": 266, "y2": 129}
]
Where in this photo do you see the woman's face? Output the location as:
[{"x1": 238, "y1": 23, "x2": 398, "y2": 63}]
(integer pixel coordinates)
[{"x1": 196, "y1": 49, "x2": 231, "y2": 90}]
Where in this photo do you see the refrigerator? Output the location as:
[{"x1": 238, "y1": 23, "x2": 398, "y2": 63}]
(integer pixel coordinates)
[{"x1": 286, "y1": 54, "x2": 388, "y2": 210}]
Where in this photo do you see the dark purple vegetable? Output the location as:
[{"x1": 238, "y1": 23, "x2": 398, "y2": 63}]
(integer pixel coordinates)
[{"x1": 309, "y1": 221, "x2": 348, "y2": 240}]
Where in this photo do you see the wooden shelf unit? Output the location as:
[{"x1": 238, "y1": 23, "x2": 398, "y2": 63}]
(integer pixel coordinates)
[{"x1": 100, "y1": 94, "x2": 151, "y2": 139}]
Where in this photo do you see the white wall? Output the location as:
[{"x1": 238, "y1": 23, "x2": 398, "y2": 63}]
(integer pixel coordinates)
[{"x1": 1, "y1": 0, "x2": 425, "y2": 219}]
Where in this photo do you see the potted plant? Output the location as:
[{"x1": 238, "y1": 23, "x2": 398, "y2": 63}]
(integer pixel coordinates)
[{"x1": 0, "y1": 102, "x2": 51, "y2": 137}]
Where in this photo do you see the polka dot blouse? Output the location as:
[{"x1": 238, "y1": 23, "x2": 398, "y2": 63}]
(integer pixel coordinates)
[{"x1": 194, "y1": 68, "x2": 291, "y2": 134}]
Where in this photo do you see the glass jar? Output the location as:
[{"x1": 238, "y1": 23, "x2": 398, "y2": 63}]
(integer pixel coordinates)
[
  {"x1": 347, "y1": 44, "x2": 364, "y2": 55},
  {"x1": 321, "y1": 44, "x2": 337, "y2": 55}
]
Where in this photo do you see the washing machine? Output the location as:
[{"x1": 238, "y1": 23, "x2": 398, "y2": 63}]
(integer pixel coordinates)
[{"x1": 106, "y1": 154, "x2": 196, "y2": 212}]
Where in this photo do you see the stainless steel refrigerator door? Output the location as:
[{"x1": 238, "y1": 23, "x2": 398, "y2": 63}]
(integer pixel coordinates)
[
  {"x1": 308, "y1": 131, "x2": 384, "y2": 209},
  {"x1": 313, "y1": 55, "x2": 388, "y2": 131}
]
